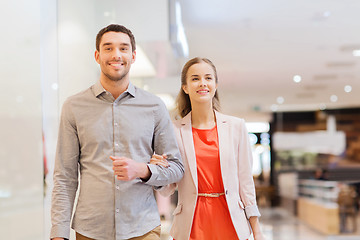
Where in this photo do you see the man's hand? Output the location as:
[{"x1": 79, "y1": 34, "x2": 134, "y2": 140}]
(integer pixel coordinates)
[
  {"x1": 150, "y1": 154, "x2": 169, "y2": 168},
  {"x1": 110, "y1": 156, "x2": 151, "y2": 181}
]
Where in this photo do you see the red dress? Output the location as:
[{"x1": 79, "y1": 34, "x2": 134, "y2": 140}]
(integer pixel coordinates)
[{"x1": 189, "y1": 126, "x2": 239, "y2": 240}]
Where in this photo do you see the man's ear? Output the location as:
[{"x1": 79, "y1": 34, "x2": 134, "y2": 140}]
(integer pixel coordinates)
[
  {"x1": 95, "y1": 50, "x2": 100, "y2": 64},
  {"x1": 131, "y1": 50, "x2": 136, "y2": 64}
]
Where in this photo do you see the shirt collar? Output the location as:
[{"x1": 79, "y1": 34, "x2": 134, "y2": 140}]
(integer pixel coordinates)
[{"x1": 93, "y1": 81, "x2": 136, "y2": 98}]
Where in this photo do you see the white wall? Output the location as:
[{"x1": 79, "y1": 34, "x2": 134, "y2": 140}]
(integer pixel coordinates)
[
  {"x1": 0, "y1": 0, "x2": 44, "y2": 239},
  {"x1": 0, "y1": 1, "x2": 178, "y2": 239}
]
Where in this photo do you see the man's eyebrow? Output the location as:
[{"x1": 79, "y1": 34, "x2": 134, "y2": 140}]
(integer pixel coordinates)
[
  {"x1": 101, "y1": 42, "x2": 113, "y2": 47},
  {"x1": 101, "y1": 42, "x2": 130, "y2": 47}
]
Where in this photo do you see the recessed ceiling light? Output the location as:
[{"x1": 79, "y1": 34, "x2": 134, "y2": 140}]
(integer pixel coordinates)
[
  {"x1": 319, "y1": 103, "x2": 327, "y2": 110},
  {"x1": 330, "y1": 95, "x2": 338, "y2": 102},
  {"x1": 51, "y1": 83, "x2": 58, "y2": 90},
  {"x1": 352, "y1": 50, "x2": 360, "y2": 57},
  {"x1": 323, "y1": 11, "x2": 331, "y2": 18},
  {"x1": 344, "y1": 85, "x2": 352, "y2": 93},
  {"x1": 293, "y1": 75, "x2": 302, "y2": 83},
  {"x1": 276, "y1": 96, "x2": 284, "y2": 104},
  {"x1": 271, "y1": 104, "x2": 278, "y2": 112}
]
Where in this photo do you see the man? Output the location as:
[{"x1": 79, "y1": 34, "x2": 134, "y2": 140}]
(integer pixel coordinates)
[{"x1": 50, "y1": 24, "x2": 184, "y2": 240}]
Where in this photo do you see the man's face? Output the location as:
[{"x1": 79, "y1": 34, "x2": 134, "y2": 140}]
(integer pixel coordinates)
[{"x1": 95, "y1": 31, "x2": 136, "y2": 82}]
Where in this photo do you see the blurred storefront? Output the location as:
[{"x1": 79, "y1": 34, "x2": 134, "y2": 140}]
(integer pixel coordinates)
[{"x1": 268, "y1": 108, "x2": 360, "y2": 236}]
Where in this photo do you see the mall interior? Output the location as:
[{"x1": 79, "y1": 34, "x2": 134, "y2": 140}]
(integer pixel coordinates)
[{"x1": 1, "y1": 0, "x2": 360, "y2": 239}]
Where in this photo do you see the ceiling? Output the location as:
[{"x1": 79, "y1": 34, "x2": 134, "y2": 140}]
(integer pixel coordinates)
[
  {"x1": 168, "y1": 0, "x2": 360, "y2": 121},
  {"x1": 55, "y1": 0, "x2": 360, "y2": 122}
]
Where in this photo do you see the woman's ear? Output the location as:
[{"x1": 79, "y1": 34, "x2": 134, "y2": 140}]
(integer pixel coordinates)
[{"x1": 182, "y1": 85, "x2": 188, "y2": 94}]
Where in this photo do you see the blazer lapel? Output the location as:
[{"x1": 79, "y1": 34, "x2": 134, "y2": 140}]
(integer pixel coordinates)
[
  {"x1": 215, "y1": 111, "x2": 231, "y2": 188},
  {"x1": 180, "y1": 112, "x2": 198, "y2": 189}
]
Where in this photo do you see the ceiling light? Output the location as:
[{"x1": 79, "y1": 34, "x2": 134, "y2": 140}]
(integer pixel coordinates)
[
  {"x1": 293, "y1": 75, "x2": 302, "y2": 83},
  {"x1": 323, "y1": 11, "x2": 331, "y2": 18},
  {"x1": 245, "y1": 122, "x2": 270, "y2": 133},
  {"x1": 330, "y1": 95, "x2": 338, "y2": 102},
  {"x1": 271, "y1": 104, "x2": 278, "y2": 112},
  {"x1": 319, "y1": 103, "x2": 327, "y2": 110},
  {"x1": 344, "y1": 85, "x2": 352, "y2": 93},
  {"x1": 51, "y1": 83, "x2": 58, "y2": 90},
  {"x1": 277, "y1": 96, "x2": 285, "y2": 104},
  {"x1": 353, "y1": 50, "x2": 360, "y2": 57}
]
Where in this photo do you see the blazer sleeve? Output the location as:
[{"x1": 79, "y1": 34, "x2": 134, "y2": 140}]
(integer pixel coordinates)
[{"x1": 237, "y1": 119, "x2": 261, "y2": 219}]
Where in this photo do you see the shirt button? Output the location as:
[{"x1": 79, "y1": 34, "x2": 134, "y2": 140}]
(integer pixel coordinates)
[
  {"x1": 115, "y1": 143, "x2": 119, "y2": 147},
  {"x1": 114, "y1": 122, "x2": 118, "y2": 126},
  {"x1": 116, "y1": 209, "x2": 119, "y2": 213},
  {"x1": 225, "y1": 189, "x2": 228, "y2": 195},
  {"x1": 116, "y1": 186, "x2": 119, "y2": 190}
]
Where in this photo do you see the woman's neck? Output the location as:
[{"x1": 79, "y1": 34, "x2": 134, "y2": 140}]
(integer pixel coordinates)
[{"x1": 191, "y1": 103, "x2": 216, "y2": 129}]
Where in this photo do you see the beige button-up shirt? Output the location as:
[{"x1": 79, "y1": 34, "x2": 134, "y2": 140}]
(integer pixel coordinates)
[{"x1": 51, "y1": 81, "x2": 184, "y2": 240}]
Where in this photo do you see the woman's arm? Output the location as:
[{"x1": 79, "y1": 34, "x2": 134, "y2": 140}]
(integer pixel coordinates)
[
  {"x1": 249, "y1": 216, "x2": 266, "y2": 240},
  {"x1": 150, "y1": 154, "x2": 177, "y2": 196}
]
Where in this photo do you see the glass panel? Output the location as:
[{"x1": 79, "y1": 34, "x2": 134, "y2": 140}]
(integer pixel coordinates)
[{"x1": 0, "y1": 0, "x2": 44, "y2": 239}]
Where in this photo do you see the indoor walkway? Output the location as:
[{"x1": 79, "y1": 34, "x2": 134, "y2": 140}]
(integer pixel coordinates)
[{"x1": 159, "y1": 207, "x2": 360, "y2": 240}]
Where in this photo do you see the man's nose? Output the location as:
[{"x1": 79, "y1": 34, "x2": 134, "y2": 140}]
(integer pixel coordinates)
[{"x1": 112, "y1": 49, "x2": 122, "y2": 59}]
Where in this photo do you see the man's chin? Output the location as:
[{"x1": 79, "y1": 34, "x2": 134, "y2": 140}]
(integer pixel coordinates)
[{"x1": 103, "y1": 72, "x2": 128, "y2": 82}]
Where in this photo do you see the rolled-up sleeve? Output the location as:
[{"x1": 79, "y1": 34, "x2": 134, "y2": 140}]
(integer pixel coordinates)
[
  {"x1": 244, "y1": 205, "x2": 261, "y2": 219},
  {"x1": 238, "y1": 119, "x2": 261, "y2": 219}
]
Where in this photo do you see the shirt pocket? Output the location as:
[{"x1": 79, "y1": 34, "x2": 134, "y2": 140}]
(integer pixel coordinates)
[{"x1": 172, "y1": 203, "x2": 183, "y2": 215}]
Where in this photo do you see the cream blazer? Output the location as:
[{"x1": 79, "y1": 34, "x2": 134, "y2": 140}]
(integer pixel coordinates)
[{"x1": 160, "y1": 111, "x2": 260, "y2": 240}]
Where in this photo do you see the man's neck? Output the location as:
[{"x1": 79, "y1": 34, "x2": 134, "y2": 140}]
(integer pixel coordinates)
[{"x1": 100, "y1": 77, "x2": 129, "y2": 100}]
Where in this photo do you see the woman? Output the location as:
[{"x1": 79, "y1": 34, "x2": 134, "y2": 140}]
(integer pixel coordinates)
[{"x1": 152, "y1": 57, "x2": 265, "y2": 240}]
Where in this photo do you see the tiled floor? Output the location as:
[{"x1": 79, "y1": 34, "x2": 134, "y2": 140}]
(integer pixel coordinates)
[
  {"x1": 160, "y1": 207, "x2": 360, "y2": 240},
  {"x1": 45, "y1": 180, "x2": 360, "y2": 240}
]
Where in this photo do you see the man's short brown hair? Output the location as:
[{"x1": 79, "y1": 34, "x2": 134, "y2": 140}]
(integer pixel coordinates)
[{"x1": 96, "y1": 24, "x2": 136, "y2": 52}]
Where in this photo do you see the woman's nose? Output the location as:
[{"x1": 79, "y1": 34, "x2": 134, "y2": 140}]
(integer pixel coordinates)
[{"x1": 199, "y1": 78, "x2": 207, "y2": 86}]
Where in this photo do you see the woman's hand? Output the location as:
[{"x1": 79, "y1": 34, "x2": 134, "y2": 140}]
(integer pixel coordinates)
[
  {"x1": 253, "y1": 232, "x2": 266, "y2": 240},
  {"x1": 150, "y1": 154, "x2": 169, "y2": 168}
]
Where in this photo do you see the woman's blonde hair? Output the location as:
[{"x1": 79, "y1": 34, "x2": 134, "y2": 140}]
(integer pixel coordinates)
[{"x1": 176, "y1": 57, "x2": 220, "y2": 118}]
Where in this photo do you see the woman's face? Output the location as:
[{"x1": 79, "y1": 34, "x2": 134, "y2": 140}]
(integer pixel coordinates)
[{"x1": 183, "y1": 62, "x2": 217, "y2": 105}]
